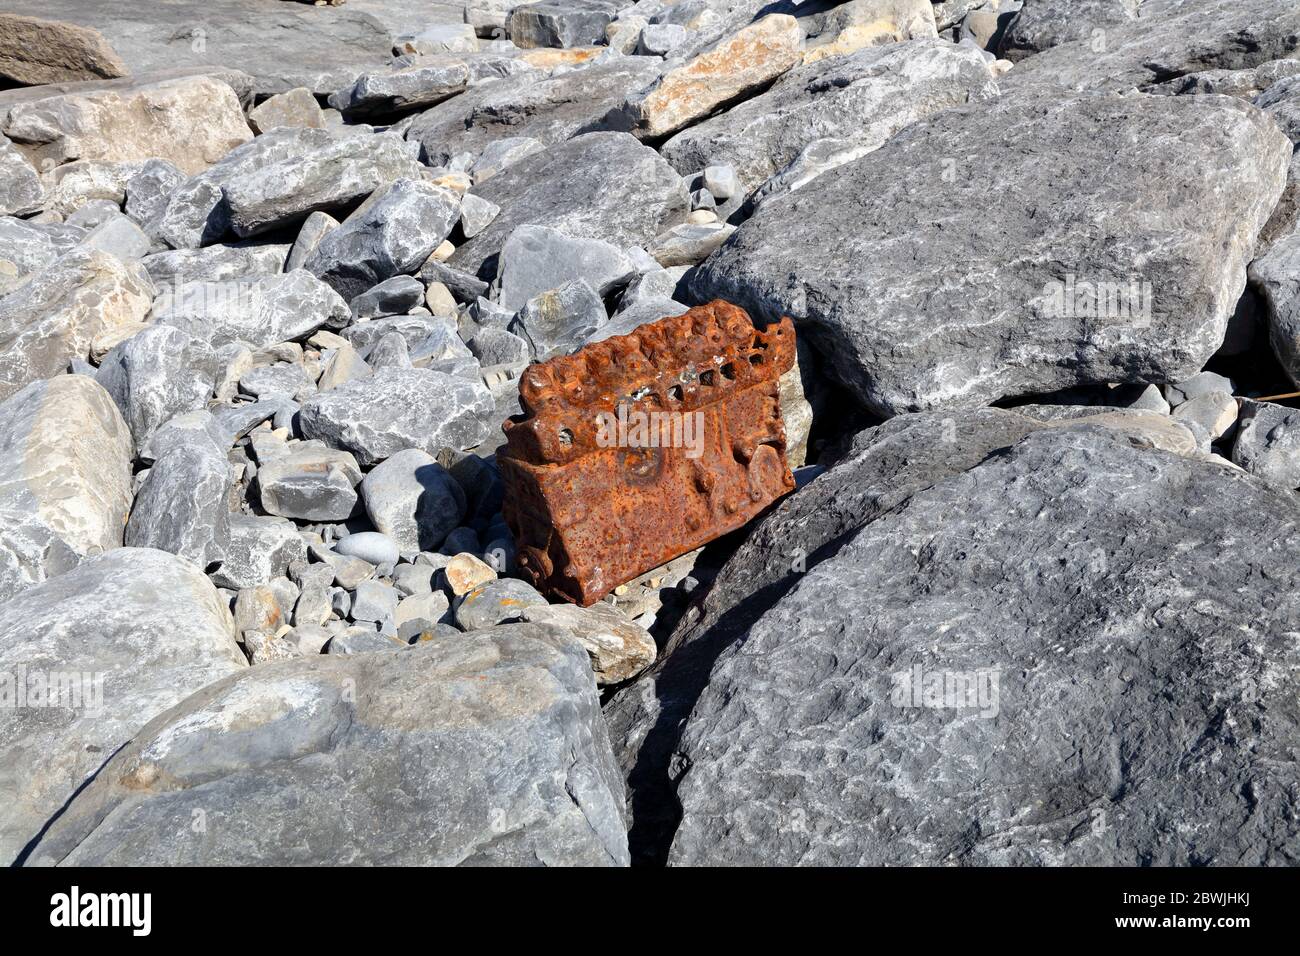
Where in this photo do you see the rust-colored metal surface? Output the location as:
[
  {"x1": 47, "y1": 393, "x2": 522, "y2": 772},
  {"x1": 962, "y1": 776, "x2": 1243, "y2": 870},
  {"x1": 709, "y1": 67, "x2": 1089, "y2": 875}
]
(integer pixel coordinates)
[{"x1": 499, "y1": 300, "x2": 797, "y2": 606}]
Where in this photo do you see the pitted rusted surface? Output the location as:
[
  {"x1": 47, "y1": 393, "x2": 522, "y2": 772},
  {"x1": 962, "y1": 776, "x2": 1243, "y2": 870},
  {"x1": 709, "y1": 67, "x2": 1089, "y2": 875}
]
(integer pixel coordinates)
[{"x1": 499, "y1": 300, "x2": 797, "y2": 606}]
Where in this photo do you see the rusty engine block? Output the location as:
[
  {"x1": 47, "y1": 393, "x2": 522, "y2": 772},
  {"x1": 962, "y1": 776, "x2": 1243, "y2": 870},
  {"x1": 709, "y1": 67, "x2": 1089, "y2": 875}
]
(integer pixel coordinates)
[{"x1": 499, "y1": 300, "x2": 797, "y2": 606}]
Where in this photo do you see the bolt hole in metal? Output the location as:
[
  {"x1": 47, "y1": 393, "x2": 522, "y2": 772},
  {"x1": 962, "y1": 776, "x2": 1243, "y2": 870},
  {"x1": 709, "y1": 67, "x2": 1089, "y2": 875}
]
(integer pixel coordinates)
[{"x1": 558, "y1": 427, "x2": 574, "y2": 446}]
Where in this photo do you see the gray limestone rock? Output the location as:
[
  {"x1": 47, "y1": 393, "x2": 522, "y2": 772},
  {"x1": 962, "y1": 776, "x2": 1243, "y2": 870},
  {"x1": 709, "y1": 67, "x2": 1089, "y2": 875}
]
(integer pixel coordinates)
[
  {"x1": 95, "y1": 324, "x2": 217, "y2": 456},
  {"x1": 449, "y1": 132, "x2": 690, "y2": 280},
  {"x1": 305, "y1": 178, "x2": 462, "y2": 302},
  {"x1": 210, "y1": 514, "x2": 308, "y2": 590},
  {"x1": 642, "y1": 424, "x2": 1300, "y2": 865},
  {"x1": 660, "y1": 39, "x2": 1000, "y2": 200},
  {"x1": 256, "y1": 443, "x2": 362, "y2": 522},
  {"x1": 299, "y1": 368, "x2": 496, "y2": 465},
  {"x1": 0, "y1": 376, "x2": 133, "y2": 603},
  {"x1": 690, "y1": 92, "x2": 1290, "y2": 415},
  {"x1": 360, "y1": 449, "x2": 467, "y2": 554},
  {"x1": 496, "y1": 224, "x2": 637, "y2": 312},
  {"x1": 404, "y1": 57, "x2": 660, "y2": 167},
  {"x1": 150, "y1": 270, "x2": 350, "y2": 350},
  {"x1": 125, "y1": 441, "x2": 232, "y2": 570},
  {"x1": 23, "y1": 624, "x2": 627, "y2": 866},
  {"x1": 0, "y1": 547, "x2": 244, "y2": 865}
]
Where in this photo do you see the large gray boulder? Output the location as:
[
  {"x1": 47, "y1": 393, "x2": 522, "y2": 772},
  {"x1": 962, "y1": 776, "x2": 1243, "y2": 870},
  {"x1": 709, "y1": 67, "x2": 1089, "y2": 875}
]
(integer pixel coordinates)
[
  {"x1": 304, "y1": 178, "x2": 462, "y2": 302},
  {"x1": 449, "y1": 132, "x2": 690, "y2": 279},
  {"x1": 22, "y1": 624, "x2": 628, "y2": 866},
  {"x1": 220, "y1": 130, "x2": 425, "y2": 240},
  {"x1": 997, "y1": 0, "x2": 1142, "y2": 62},
  {"x1": 124, "y1": 441, "x2": 231, "y2": 570},
  {"x1": 690, "y1": 92, "x2": 1290, "y2": 415},
  {"x1": 150, "y1": 270, "x2": 350, "y2": 350},
  {"x1": 299, "y1": 367, "x2": 496, "y2": 466},
  {"x1": 661, "y1": 39, "x2": 999, "y2": 200},
  {"x1": 94, "y1": 324, "x2": 217, "y2": 456},
  {"x1": 1003, "y1": 0, "x2": 1300, "y2": 94},
  {"x1": 404, "y1": 57, "x2": 662, "y2": 167},
  {"x1": 652, "y1": 425, "x2": 1300, "y2": 865},
  {"x1": 606, "y1": 407, "x2": 1203, "y2": 861},
  {"x1": 0, "y1": 376, "x2": 133, "y2": 603},
  {"x1": 0, "y1": 249, "x2": 154, "y2": 400},
  {"x1": 150, "y1": 127, "x2": 422, "y2": 250},
  {"x1": 328, "y1": 59, "x2": 465, "y2": 117},
  {"x1": 0, "y1": 548, "x2": 245, "y2": 865}
]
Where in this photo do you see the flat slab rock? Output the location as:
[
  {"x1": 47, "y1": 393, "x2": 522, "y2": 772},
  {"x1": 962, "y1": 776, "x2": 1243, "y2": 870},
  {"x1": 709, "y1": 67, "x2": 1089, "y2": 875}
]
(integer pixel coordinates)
[
  {"x1": 690, "y1": 91, "x2": 1290, "y2": 415},
  {"x1": 404, "y1": 56, "x2": 663, "y2": 167},
  {"x1": 22, "y1": 624, "x2": 628, "y2": 866},
  {"x1": 651, "y1": 424, "x2": 1300, "y2": 865},
  {"x1": 0, "y1": 548, "x2": 245, "y2": 865},
  {"x1": 0, "y1": 0, "x2": 394, "y2": 96},
  {"x1": 1003, "y1": 0, "x2": 1300, "y2": 94}
]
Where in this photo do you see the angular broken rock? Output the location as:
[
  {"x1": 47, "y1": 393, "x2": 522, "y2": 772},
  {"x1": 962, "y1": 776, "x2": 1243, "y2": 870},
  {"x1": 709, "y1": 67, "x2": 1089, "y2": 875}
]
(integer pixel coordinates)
[
  {"x1": 0, "y1": 547, "x2": 245, "y2": 866},
  {"x1": 801, "y1": 0, "x2": 939, "y2": 63},
  {"x1": 1248, "y1": 228, "x2": 1300, "y2": 386},
  {"x1": 247, "y1": 87, "x2": 327, "y2": 134},
  {"x1": 210, "y1": 514, "x2": 307, "y2": 590},
  {"x1": 1231, "y1": 399, "x2": 1300, "y2": 491},
  {"x1": 997, "y1": 0, "x2": 1141, "y2": 62},
  {"x1": 0, "y1": 248, "x2": 154, "y2": 400},
  {"x1": 521, "y1": 601, "x2": 656, "y2": 685},
  {"x1": 304, "y1": 178, "x2": 462, "y2": 301},
  {"x1": 497, "y1": 224, "x2": 637, "y2": 313},
  {"x1": 223, "y1": 131, "x2": 425, "y2": 240},
  {"x1": 0, "y1": 376, "x2": 133, "y2": 603},
  {"x1": 510, "y1": 279, "x2": 609, "y2": 360},
  {"x1": 256, "y1": 443, "x2": 363, "y2": 522},
  {"x1": 659, "y1": 426, "x2": 1300, "y2": 865},
  {"x1": 125, "y1": 441, "x2": 231, "y2": 570},
  {"x1": 0, "y1": 136, "x2": 43, "y2": 217},
  {"x1": 95, "y1": 324, "x2": 217, "y2": 456},
  {"x1": 1004, "y1": 0, "x2": 1300, "y2": 95},
  {"x1": 2, "y1": 74, "x2": 251, "y2": 176},
  {"x1": 329, "y1": 59, "x2": 471, "y2": 117},
  {"x1": 404, "y1": 56, "x2": 660, "y2": 168},
  {"x1": 142, "y1": 243, "x2": 290, "y2": 285},
  {"x1": 625, "y1": 15, "x2": 804, "y2": 140},
  {"x1": 507, "y1": 0, "x2": 621, "y2": 49},
  {"x1": 690, "y1": 92, "x2": 1290, "y2": 415},
  {"x1": 22, "y1": 624, "x2": 627, "y2": 866},
  {"x1": 660, "y1": 38, "x2": 1000, "y2": 199},
  {"x1": 450, "y1": 132, "x2": 690, "y2": 279},
  {"x1": 150, "y1": 270, "x2": 350, "y2": 350},
  {"x1": 299, "y1": 367, "x2": 496, "y2": 466},
  {"x1": 501, "y1": 301, "x2": 797, "y2": 605},
  {"x1": 151, "y1": 127, "x2": 421, "y2": 249}
]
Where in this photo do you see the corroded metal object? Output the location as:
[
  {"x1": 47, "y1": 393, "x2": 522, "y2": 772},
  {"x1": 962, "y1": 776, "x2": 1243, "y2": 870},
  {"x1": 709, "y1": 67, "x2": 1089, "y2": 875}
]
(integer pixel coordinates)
[{"x1": 499, "y1": 300, "x2": 797, "y2": 606}]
